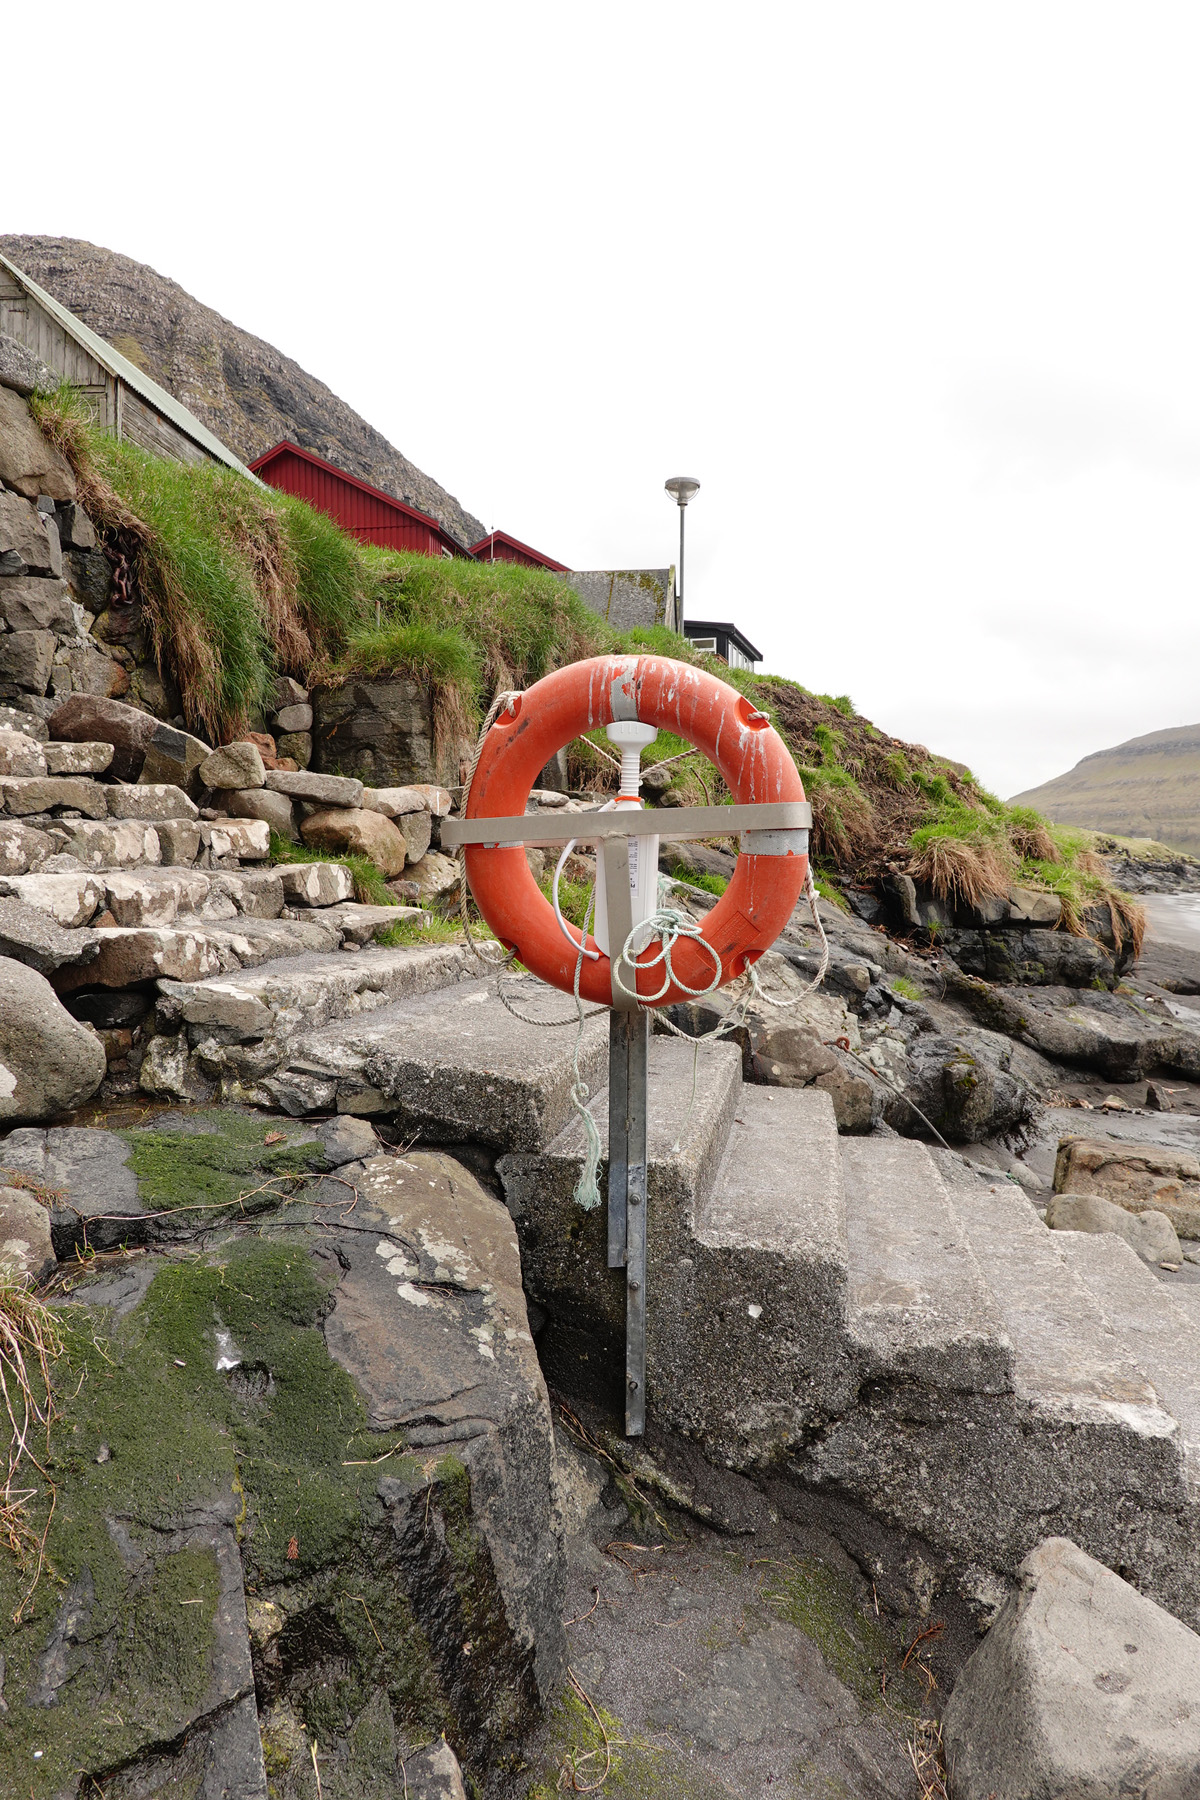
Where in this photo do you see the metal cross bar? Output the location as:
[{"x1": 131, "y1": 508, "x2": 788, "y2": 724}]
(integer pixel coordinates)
[{"x1": 441, "y1": 800, "x2": 811, "y2": 849}]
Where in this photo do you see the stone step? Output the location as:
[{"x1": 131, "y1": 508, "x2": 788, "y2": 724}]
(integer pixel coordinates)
[
  {"x1": 142, "y1": 944, "x2": 507, "y2": 1110},
  {"x1": 500, "y1": 1044, "x2": 854, "y2": 1462},
  {"x1": 841, "y1": 1136, "x2": 1013, "y2": 1394},
  {"x1": 278, "y1": 974, "x2": 610, "y2": 1145},
  {"x1": 1055, "y1": 1231, "x2": 1200, "y2": 1479}
]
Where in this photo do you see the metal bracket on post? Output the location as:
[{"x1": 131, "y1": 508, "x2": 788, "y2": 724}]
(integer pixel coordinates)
[{"x1": 600, "y1": 836, "x2": 649, "y2": 1435}]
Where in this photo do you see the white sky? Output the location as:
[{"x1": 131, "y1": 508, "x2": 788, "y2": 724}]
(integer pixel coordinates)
[{"x1": 8, "y1": 2, "x2": 1200, "y2": 798}]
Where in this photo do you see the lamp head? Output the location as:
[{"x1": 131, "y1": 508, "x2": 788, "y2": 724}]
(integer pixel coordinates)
[{"x1": 665, "y1": 476, "x2": 700, "y2": 507}]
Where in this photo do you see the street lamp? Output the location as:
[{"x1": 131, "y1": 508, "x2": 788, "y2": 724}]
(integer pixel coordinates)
[{"x1": 664, "y1": 476, "x2": 700, "y2": 632}]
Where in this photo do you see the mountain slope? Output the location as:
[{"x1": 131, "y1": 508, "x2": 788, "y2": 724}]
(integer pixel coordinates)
[
  {"x1": 0, "y1": 235, "x2": 486, "y2": 548},
  {"x1": 1010, "y1": 722, "x2": 1200, "y2": 854}
]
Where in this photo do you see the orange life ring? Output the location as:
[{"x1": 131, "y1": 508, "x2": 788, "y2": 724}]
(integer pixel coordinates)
[{"x1": 464, "y1": 655, "x2": 809, "y2": 1008}]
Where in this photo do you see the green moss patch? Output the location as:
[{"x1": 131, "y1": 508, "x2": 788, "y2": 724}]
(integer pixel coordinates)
[
  {"x1": 118, "y1": 1108, "x2": 327, "y2": 1216},
  {"x1": 758, "y1": 1556, "x2": 928, "y2": 1717}
]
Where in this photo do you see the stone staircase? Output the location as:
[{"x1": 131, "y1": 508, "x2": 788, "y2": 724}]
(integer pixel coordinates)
[{"x1": 77, "y1": 954, "x2": 1200, "y2": 1627}]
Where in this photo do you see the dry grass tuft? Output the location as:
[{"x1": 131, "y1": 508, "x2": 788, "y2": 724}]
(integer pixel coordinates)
[
  {"x1": 911, "y1": 834, "x2": 1015, "y2": 909},
  {"x1": 906, "y1": 1716, "x2": 950, "y2": 1798},
  {"x1": 0, "y1": 1267, "x2": 64, "y2": 1618}
]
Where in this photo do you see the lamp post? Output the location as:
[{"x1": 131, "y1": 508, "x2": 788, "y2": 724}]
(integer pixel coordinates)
[{"x1": 664, "y1": 476, "x2": 700, "y2": 633}]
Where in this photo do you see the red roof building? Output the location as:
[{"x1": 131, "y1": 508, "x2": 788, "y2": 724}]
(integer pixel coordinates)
[
  {"x1": 468, "y1": 529, "x2": 569, "y2": 573},
  {"x1": 248, "y1": 441, "x2": 468, "y2": 558}
]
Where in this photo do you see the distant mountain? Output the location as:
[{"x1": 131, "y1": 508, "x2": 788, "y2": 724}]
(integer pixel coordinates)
[
  {"x1": 0, "y1": 235, "x2": 486, "y2": 549},
  {"x1": 1010, "y1": 722, "x2": 1200, "y2": 853}
]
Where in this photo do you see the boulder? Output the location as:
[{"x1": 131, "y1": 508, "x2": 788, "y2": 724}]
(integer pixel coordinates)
[
  {"x1": 0, "y1": 704, "x2": 47, "y2": 742},
  {"x1": 0, "y1": 955, "x2": 105, "y2": 1120},
  {"x1": 274, "y1": 729, "x2": 311, "y2": 768},
  {"x1": 55, "y1": 926, "x2": 224, "y2": 990},
  {"x1": 43, "y1": 739, "x2": 113, "y2": 775},
  {"x1": 1045, "y1": 1191, "x2": 1183, "y2": 1267},
  {"x1": 0, "y1": 774, "x2": 108, "y2": 818},
  {"x1": 138, "y1": 722, "x2": 212, "y2": 794},
  {"x1": 409, "y1": 783, "x2": 455, "y2": 816},
  {"x1": 200, "y1": 818, "x2": 270, "y2": 862},
  {"x1": 264, "y1": 768, "x2": 364, "y2": 808},
  {"x1": 317, "y1": 1113, "x2": 379, "y2": 1166},
  {"x1": 272, "y1": 674, "x2": 309, "y2": 709},
  {"x1": 211, "y1": 868, "x2": 285, "y2": 919},
  {"x1": 942, "y1": 1536, "x2": 1200, "y2": 1799},
  {"x1": 155, "y1": 818, "x2": 201, "y2": 865},
  {"x1": 312, "y1": 677, "x2": 469, "y2": 788},
  {"x1": 0, "y1": 1186, "x2": 55, "y2": 1281},
  {"x1": 0, "y1": 898, "x2": 99, "y2": 973},
  {"x1": 277, "y1": 861, "x2": 355, "y2": 907},
  {"x1": 1053, "y1": 1136, "x2": 1200, "y2": 1237},
  {"x1": 0, "y1": 727, "x2": 45, "y2": 776},
  {"x1": 0, "y1": 574, "x2": 74, "y2": 632},
  {"x1": 0, "y1": 387, "x2": 76, "y2": 501},
  {"x1": 0, "y1": 871, "x2": 104, "y2": 928},
  {"x1": 1006, "y1": 885, "x2": 1064, "y2": 926},
  {"x1": 103, "y1": 870, "x2": 211, "y2": 929},
  {"x1": 55, "y1": 502, "x2": 96, "y2": 551},
  {"x1": 0, "y1": 818, "x2": 52, "y2": 874},
  {"x1": 47, "y1": 693, "x2": 163, "y2": 782},
  {"x1": 300, "y1": 807, "x2": 407, "y2": 877},
  {"x1": 0, "y1": 628, "x2": 54, "y2": 694},
  {"x1": 58, "y1": 820, "x2": 162, "y2": 870},
  {"x1": 106, "y1": 781, "x2": 199, "y2": 822},
  {"x1": 0, "y1": 490, "x2": 60, "y2": 576},
  {"x1": 942, "y1": 927, "x2": 1118, "y2": 988},
  {"x1": 53, "y1": 639, "x2": 131, "y2": 702},
  {"x1": 362, "y1": 784, "x2": 429, "y2": 818},
  {"x1": 199, "y1": 741, "x2": 266, "y2": 790},
  {"x1": 405, "y1": 1741, "x2": 468, "y2": 1799},
  {"x1": 63, "y1": 545, "x2": 113, "y2": 613},
  {"x1": 273, "y1": 702, "x2": 312, "y2": 733},
  {"x1": 391, "y1": 850, "x2": 460, "y2": 904},
  {"x1": 225, "y1": 786, "x2": 296, "y2": 838},
  {"x1": 0, "y1": 331, "x2": 57, "y2": 400},
  {"x1": 896, "y1": 1030, "x2": 1042, "y2": 1144}
]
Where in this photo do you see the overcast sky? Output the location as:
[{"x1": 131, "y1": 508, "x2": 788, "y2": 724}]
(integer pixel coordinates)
[{"x1": 8, "y1": 3, "x2": 1200, "y2": 798}]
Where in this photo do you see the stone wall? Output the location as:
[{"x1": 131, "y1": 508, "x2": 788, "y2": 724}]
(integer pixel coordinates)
[{"x1": 562, "y1": 566, "x2": 678, "y2": 633}]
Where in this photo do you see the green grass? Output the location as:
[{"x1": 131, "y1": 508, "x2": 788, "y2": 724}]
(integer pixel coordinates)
[
  {"x1": 268, "y1": 831, "x2": 396, "y2": 905},
  {"x1": 373, "y1": 914, "x2": 465, "y2": 947},
  {"x1": 889, "y1": 975, "x2": 922, "y2": 1001}
]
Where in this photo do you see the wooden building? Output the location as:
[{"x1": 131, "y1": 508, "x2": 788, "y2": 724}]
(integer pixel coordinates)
[
  {"x1": 684, "y1": 619, "x2": 762, "y2": 671},
  {"x1": 0, "y1": 253, "x2": 250, "y2": 474},
  {"x1": 249, "y1": 441, "x2": 467, "y2": 557},
  {"x1": 468, "y1": 529, "x2": 568, "y2": 572}
]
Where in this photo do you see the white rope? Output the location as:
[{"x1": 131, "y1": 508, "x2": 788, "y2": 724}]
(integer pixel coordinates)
[{"x1": 457, "y1": 686, "x2": 522, "y2": 958}]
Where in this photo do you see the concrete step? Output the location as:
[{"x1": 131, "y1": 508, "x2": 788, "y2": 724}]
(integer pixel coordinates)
[
  {"x1": 841, "y1": 1136, "x2": 1013, "y2": 1395},
  {"x1": 139, "y1": 943, "x2": 505, "y2": 1108},
  {"x1": 500, "y1": 1047, "x2": 855, "y2": 1463},
  {"x1": 1055, "y1": 1231, "x2": 1200, "y2": 1481},
  {"x1": 274, "y1": 974, "x2": 609, "y2": 1145}
]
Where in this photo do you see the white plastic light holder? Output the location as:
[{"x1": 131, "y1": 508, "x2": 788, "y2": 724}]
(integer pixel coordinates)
[{"x1": 594, "y1": 721, "x2": 658, "y2": 957}]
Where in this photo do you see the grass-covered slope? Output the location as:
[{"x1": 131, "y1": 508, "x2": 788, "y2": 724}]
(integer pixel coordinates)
[{"x1": 32, "y1": 387, "x2": 1138, "y2": 944}]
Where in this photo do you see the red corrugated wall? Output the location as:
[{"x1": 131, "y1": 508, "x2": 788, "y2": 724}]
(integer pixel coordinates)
[{"x1": 251, "y1": 445, "x2": 454, "y2": 555}]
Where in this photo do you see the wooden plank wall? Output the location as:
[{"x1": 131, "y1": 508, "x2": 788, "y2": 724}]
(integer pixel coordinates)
[
  {"x1": 0, "y1": 266, "x2": 115, "y2": 429},
  {"x1": 120, "y1": 390, "x2": 208, "y2": 466}
]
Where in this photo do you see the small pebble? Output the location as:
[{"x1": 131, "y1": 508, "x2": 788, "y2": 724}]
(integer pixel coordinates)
[{"x1": 95, "y1": 1443, "x2": 110, "y2": 1464}]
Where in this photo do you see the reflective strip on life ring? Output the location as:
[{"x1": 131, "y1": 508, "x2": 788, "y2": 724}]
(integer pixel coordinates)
[{"x1": 463, "y1": 655, "x2": 809, "y2": 1008}]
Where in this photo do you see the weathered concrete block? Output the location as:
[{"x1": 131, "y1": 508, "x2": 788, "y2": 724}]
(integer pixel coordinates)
[
  {"x1": 0, "y1": 871, "x2": 104, "y2": 928},
  {"x1": 200, "y1": 818, "x2": 270, "y2": 861},
  {"x1": 0, "y1": 387, "x2": 76, "y2": 501},
  {"x1": 0, "y1": 774, "x2": 108, "y2": 818},
  {"x1": 0, "y1": 628, "x2": 55, "y2": 694},
  {"x1": 200, "y1": 741, "x2": 265, "y2": 789},
  {"x1": 943, "y1": 1537, "x2": 1200, "y2": 1799},
  {"x1": 265, "y1": 768, "x2": 364, "y2": 807},
  {"x1": 0, "y1": 574, "x2": 74, "y2": 632},
  {"x1": 106, "y1": 781, "x2": 199, "y2": 822},
  {"x1": 43, "y1": 739, "x2": 113, "y2": 775},
  {"x1": 58, "y1": 819, "x2": 162, "y2": 869},
  {"x1": 0, "y1": 727, "x2": 46, "y2": 776},
  {"x1": 300, "y1": 807, "x2": 406, "y2": 876},
  {"x1": 0, "y1": 957, "x2": 105, "y2": 1121},
  {"x1": 155, "y1": 818, "x2": 201, "y2": 866},
  {"x1": 277, "y1": 861, "x2": 354, "y2": 906}
]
